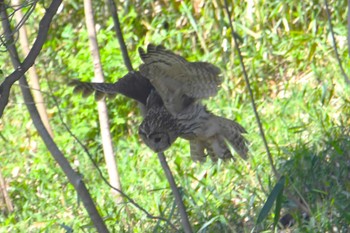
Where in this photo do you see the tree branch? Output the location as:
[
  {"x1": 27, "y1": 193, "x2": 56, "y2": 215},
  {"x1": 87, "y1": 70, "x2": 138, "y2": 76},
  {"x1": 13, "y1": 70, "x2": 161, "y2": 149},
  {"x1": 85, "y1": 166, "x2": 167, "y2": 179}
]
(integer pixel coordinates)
[
  {"x1": 0, "y1": 1, "x2": 109, "y2": 232},
  {"x1": 222, "y1": 0, "x2": 279, "y2": 179},
  {"x1": 0, "y1": 0, "x2": 61, "y2": 118},
  {"x1": 12, "y1": 0, "x2": 54, "y2": 137},
  {"x1": 324, "y1": 0, "x2": 350, "y2": 84},
  {"x1": 108, "y1": 0, "x2": 133, "y2": 71},
  {"x1": 157, "y1": 152, "x2": 193, "y2": 233},
  {"x1": 83, "y1": 0, "x2": 123, "y2": 203},
  {"x1": 222, "y1": 0, "x2": 312, "y2": 218},
  {"x1": 54, "y1": 109, "x2": 179, "y2": 230}
]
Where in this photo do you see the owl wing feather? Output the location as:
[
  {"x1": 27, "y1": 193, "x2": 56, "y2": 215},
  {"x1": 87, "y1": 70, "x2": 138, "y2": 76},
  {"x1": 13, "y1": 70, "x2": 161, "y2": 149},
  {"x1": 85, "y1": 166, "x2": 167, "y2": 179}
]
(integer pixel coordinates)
[
  {"x1": 138, "y1": 44, "x2": 222, "y2": 114},
  {"x1": 69, "y1": 71, "x2": 153, "y2": 105},
  {"x1": 71, "y1": 44, "x2": 248, "y2": 162}
]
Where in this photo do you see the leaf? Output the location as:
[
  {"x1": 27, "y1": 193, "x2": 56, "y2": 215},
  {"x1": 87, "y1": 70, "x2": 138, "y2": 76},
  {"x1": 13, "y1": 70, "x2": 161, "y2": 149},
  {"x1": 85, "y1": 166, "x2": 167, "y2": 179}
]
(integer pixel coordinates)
[
  {"x1": 273, "y1": 177, "x2": 285, "y2": 229},
  {"x1": 256, "y1": 176, "x2": 286, "y2": 225},
  {"x1": 197, "y1": 216, "x2": 221, "y2": 233},
  {"x1": 58, "y1": 223, "x2": 73, "y2": 233}
]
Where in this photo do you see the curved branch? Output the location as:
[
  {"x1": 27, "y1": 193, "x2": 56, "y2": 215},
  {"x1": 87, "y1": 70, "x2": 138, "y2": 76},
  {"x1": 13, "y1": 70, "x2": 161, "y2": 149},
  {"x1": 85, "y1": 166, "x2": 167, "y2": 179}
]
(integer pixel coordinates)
[
  {"x1": 222, "y1": 0, "x2": 312, "y2": 218},
  {"x1": 0, "y1": 1, "x2": 109, "y2": 232},
  {"x1": 0, "y1": 0, "x2": 62, "y2": 118},
  {"x1": 48, "y1": 80, "x2": 178, "y2": 231}
]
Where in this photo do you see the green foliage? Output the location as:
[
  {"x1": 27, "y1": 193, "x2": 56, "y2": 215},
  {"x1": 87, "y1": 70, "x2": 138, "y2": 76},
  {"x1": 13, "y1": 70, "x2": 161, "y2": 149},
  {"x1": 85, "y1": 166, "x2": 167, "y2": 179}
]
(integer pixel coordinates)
[
  {"x1": 1, "y1": 0, "x2": 349, "y2": 232},
  {"x1": 256, "y1": 176, "x2": 285, "y2": 227},
  {"x1": 279, "y1": 128, "x2": 350, "y2": 231}
]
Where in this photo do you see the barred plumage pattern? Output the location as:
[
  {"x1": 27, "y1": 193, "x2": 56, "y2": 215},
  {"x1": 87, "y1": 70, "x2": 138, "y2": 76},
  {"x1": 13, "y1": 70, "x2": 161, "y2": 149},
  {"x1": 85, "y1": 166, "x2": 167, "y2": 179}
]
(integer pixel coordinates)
[
  {"x1": 71, "y1": 44, "x2": 248, "y2": 162},
  {"x1": 139, "y1": 44, "x2": 222, "y2": 114}
]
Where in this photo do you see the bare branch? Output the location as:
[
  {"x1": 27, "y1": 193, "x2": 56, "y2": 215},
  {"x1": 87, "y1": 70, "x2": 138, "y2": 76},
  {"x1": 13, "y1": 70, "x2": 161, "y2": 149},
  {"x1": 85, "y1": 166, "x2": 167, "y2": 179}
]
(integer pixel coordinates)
[
  {"x1": 108, "y1": 0, "x2": 133, "y2": 71},
  {"x1": 0, "y1": 0, "x2": 38, "y2": 52},
  {"x1": 222, "y1": 0, "x2": 279, "y2": 179},
  {"x1": 45, "y1": 70, "x2": 179, "y2": 231},
  {"x1": 324, "y1": 0, "x2": 350, "y2": 84},
  {"x1": 157, "y1": 152, "x2": 193, "y2": 233},
  {"x1": 0, "y1": 0, "x2": 61, "y2": 118},
  {"x1": 12, "y1": 0, "x2": 54, "y2": 137},
  {"x1": 0, "y1": 1, "x2": 109, "y2": 232},
  {"x1": 223, "y1": 0, "x2": 312, "y2": 219}
]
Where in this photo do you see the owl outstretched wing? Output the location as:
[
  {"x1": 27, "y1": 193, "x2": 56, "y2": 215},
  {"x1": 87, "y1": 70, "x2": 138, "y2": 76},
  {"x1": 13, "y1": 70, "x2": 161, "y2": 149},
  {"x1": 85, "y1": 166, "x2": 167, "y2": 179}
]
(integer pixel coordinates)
[
  {"x1": 70, "y1": 44, "x2": 248, "y2": 162},
  {"x1": 69, "y1": 71, "x2": 153, "y2": 105},
  {"x1": 138, "y1": 44, "x2": 222, "y2": 114}
]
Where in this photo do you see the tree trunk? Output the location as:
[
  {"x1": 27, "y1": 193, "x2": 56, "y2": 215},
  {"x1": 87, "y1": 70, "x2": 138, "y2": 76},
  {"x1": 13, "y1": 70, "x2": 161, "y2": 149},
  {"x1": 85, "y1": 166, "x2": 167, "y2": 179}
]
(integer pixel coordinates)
[{"x1": 83, "y1": 0, "x2": 123, "y2": 203}]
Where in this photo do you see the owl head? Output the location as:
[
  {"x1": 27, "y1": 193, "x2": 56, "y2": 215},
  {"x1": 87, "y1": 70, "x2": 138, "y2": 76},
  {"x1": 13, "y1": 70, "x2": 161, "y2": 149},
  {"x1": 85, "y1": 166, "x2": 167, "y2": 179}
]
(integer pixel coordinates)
[
  {"x1": 139, "y1": 122, "x2": 178, "y2": 153},
  {"x1": 138, "y1": 90, "x2": 180, "y2": 153}
]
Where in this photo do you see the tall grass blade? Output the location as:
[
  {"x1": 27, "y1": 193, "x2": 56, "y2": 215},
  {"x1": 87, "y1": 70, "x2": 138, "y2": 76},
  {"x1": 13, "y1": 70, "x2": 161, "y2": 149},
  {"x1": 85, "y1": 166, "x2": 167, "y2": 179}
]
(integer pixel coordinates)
[{"x1": 256, "y1": 176, "x2": 286, "y2": 225}]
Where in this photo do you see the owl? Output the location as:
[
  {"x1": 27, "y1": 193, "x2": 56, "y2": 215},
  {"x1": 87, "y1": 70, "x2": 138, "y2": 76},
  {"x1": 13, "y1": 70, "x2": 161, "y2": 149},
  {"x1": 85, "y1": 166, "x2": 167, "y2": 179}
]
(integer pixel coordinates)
[{"x1": 71, "y1": 44, "x2": 248, "y2": 162}]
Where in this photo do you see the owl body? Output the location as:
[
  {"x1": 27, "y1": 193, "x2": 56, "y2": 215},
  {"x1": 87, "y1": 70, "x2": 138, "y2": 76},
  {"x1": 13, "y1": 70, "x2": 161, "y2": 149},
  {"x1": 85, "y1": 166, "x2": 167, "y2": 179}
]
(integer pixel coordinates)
[
  {"x1": 139, "y1": 91, "x2": 181, "y2": 152},
  {"x1": 72, "y1": 44, "x2": 248, "y2": 162}
]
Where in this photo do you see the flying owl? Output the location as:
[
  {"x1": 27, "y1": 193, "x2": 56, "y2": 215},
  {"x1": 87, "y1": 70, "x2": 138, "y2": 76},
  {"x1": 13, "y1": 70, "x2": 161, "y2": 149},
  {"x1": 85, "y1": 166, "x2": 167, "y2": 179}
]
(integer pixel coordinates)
[{"x1": 71, "y1": 44, "x2": 248, "y2": 162}]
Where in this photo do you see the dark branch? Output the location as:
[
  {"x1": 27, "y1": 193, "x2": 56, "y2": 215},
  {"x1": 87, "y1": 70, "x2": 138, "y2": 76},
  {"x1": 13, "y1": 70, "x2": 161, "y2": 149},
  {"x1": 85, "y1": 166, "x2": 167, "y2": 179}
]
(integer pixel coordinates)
[
  {"x1": 0, "y1": 0, "x2": 38, "y2": 52},
  {"x1": 222, "y1": 0, "x2": 279, "y2": 179},
  {"x1": 108, "y1": 0, "x2": 133, "y2": 71},
  {"x1": 0, "y1": 0, "x2": 61, "y2": 118},
  {"x1": 324, "y1": 0, "x2": 350, "y2": 84},
  {"x1": 0, "y1": 1, "x2": 109, "y2": 232},
  {"x1": 157, "y1": 152, "x2": 193, "y2": 233},
  {"x1": 223, "y1": 0, "x2": 313, "y2": 217}
]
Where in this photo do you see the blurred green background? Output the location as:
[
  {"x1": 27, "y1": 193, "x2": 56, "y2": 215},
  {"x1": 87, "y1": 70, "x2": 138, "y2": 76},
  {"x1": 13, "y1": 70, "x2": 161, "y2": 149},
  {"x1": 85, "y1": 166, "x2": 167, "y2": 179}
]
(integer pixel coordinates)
[{"x1": 0, "y1": 0, "x2": 349, "y2": 232}]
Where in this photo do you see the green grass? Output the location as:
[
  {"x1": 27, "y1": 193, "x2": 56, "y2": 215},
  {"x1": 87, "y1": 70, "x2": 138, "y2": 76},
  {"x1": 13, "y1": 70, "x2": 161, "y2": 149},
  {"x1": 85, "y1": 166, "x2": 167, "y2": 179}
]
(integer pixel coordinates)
[{"x1": 1, "y1": 0, "x2": 349, "y2": 232}]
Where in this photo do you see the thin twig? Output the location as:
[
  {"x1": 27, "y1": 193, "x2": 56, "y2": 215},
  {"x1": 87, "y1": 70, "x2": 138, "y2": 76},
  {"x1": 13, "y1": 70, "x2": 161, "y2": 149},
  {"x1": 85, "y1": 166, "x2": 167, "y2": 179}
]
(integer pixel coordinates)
[
  {"x1": 0, "y1": 0, "x2": 38, "y2": 52},
  {"x1": 108, "y1": 0, "x2": 133, "y2": 72},
  {"x1": 157, "y1": 152, "x2": 193, "y2": 233},
  {"x1": 324, "y1": 0, "x2": 350, "y2": 84},
  {"x1": 222, "y1": 0, "x2": 312, "y2": 219},
  {"x1": 222, "y1": 0, "x2": 279, "y2": 179}
]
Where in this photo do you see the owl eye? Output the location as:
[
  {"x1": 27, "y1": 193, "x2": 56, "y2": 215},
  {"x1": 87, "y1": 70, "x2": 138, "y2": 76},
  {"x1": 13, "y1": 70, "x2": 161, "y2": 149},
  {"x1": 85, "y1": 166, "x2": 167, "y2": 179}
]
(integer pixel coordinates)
[
  {"x1": 150, "y1": 133, "x2": 164, "y2": 143},
  {"x1": 153, "y1": 136, "x2": 162, "y2": 143}
]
